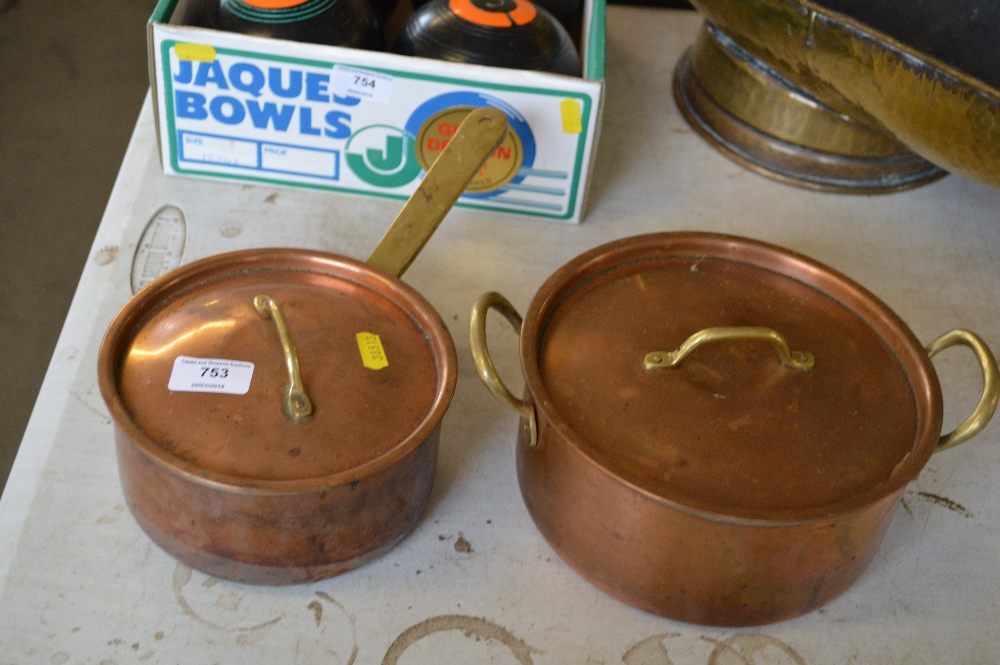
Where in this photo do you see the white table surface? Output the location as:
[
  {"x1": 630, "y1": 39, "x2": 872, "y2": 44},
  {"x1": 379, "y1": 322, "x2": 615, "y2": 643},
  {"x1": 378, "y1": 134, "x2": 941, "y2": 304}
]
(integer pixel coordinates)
[{"x1": 4, "y1": 7, "x2": 1000, "y2": 664}]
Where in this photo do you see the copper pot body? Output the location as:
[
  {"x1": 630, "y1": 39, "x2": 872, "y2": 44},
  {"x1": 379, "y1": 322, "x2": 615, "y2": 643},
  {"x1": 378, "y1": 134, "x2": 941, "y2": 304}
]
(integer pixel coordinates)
[
  {"x1": 473, "y1": 232, "x2": 998, "y2": 626},
  {"x1": 101, "y1": 108, "x2": 507, "y2": 585},
  {"x1": 516, "y1": 406, "x2": 900, "y2": 626},
  {"x1": 115, "y1": 422, "x2": 439, "y2": 584},
  {"x1": 99, "y1": 249, "x2": 457, "y2": 585}
]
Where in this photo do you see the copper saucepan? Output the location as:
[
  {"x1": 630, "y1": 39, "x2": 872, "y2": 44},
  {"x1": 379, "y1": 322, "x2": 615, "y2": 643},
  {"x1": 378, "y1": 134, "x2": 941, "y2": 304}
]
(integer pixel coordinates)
[
  {"x1": 471, "y1": 231, "x2": 999, "y2": 626},
  {"x1": 99, "y1": 108, "x2": 508, "y2": 584}
]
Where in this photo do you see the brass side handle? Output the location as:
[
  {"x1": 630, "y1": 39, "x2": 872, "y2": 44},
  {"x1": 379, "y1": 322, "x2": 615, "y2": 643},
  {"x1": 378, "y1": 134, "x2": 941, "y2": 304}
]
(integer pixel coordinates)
[
  {"x1": 254, "y1": 295, "x2": 313, "y2": 423},
  {"x1": 469, "y1": 292, "x2": 537, "y2": 447},
  {"x1": 926, "y1": 329, "x2": 999, "y2": 452},
  {"x1": 645, "y1": 327, "x2": 815, "y2": 372}
]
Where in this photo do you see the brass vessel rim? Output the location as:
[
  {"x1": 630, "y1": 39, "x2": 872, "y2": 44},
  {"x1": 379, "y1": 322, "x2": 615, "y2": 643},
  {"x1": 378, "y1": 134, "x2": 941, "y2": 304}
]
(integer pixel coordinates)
[
  {"x1": 772, "y1": 0, "x2": 1000, "y2": 101},
  {"x1": 672, "y1": 47, "x2": 947, "y2": 193}
]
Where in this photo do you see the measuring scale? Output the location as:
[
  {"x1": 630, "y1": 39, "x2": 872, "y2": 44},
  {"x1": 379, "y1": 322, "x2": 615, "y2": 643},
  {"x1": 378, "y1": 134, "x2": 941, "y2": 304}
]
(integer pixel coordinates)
[{"x1": 130, "y1": 206, "x2": 187, "y2": 295}]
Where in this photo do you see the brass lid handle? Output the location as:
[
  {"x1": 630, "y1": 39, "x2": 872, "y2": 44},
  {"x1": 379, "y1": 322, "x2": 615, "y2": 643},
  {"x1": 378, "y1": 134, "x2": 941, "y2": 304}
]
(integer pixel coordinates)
[
  {"x1": 254, "y1": 295, "x2": 313, "y2": 423},
  {"x1": 645, "y1": 326, "x2": 815, "y2": 372}
]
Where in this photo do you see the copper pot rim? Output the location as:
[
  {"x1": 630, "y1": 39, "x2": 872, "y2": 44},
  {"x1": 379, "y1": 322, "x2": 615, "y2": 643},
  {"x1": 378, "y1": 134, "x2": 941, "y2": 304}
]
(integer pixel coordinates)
[
  {"x1": 98, "y1": 247, "x2": 458, "y2": 495},
  {"x1": 518, "y1": 231, "x2": 943, "y2": 525}
]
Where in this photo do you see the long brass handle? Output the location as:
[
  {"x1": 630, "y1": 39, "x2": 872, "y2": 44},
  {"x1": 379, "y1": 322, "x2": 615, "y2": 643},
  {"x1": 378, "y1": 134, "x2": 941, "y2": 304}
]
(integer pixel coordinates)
[
  {"x1": 254, "y1": 295, "x2": 313, "y2": 423},
  {"x1": 926, "y1": 329, "x2": 999, "y2": 452},
  {"x1": 366, "y1": 107, "x2": 509, "y2": 278},
  {"x1": 469, "y1": 292, "x2": 537, "y2": 447},
  {"x1": 645, "y1": 327, "x2": 815, "y2": 372}
]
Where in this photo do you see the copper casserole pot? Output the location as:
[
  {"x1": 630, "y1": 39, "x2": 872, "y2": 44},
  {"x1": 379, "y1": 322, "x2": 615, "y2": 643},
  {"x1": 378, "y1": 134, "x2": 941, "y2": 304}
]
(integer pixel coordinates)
[
  {"x1": 471, "y1": 232, "x2": 999, "y2": 626},
  {"x1": 99, "y1": 108, "x2": 508, "y2": 585}
]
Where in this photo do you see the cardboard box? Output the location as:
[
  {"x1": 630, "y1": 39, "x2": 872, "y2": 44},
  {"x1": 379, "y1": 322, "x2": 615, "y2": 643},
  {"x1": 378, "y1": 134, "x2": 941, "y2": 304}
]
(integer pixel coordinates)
[{"x1": 147, "y1": 0, "x2": 605, "y2": 222}]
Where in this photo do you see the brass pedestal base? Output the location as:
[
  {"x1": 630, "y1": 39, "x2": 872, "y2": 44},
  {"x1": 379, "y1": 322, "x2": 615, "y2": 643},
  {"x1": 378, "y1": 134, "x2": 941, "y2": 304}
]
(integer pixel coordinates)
[{"x1": 673, "y1": 23, "x2": 946, "y2": 194}]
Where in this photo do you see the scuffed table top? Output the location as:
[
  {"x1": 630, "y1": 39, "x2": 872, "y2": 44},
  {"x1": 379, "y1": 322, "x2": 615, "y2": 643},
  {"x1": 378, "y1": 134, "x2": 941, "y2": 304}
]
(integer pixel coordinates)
[{"x1": 4, "y1": 8, "x2": 1000, "y2": 664}]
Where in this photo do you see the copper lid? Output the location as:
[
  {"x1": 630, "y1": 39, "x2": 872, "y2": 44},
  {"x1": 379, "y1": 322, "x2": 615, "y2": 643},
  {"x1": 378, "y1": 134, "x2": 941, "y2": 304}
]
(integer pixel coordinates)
[
  {"x1": 102, "y1": 248, "x2": 457, "y2": 491},
  {"x1": 523, "y1": 233, "x2": 942, "y2": 521}
]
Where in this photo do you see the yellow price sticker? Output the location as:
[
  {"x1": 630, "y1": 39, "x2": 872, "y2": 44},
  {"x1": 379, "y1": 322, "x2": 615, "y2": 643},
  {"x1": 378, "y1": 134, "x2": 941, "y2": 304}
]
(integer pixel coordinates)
[
  {"x1": 356, "y1": 332, "x2": 388, "y2": 370},
  {"x1": 560, "y1": 98, "x2": 583, "y2": 134},
  {"x1": 175, "y1": 43, "x2": 217, "y2": 62}
]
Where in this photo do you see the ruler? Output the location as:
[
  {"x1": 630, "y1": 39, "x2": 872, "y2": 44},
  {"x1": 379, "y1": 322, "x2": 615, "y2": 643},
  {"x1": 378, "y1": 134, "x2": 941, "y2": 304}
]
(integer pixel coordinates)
[{"x1": 130, "y1": 205, "x2": 186, "y2": 294}]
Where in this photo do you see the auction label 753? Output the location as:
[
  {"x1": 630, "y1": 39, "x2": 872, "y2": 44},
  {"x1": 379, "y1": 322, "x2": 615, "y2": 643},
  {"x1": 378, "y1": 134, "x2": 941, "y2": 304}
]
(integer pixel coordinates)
[{"x1": 168, "y1": 356, "x2": 255, "y2": 394}]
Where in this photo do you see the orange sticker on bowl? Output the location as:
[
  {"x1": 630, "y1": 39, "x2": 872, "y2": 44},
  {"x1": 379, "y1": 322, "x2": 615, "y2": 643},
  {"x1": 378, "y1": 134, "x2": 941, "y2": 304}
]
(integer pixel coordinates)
[
  {"x1": 242, "y1": 0, "x2": 310, "y2": 8},
  {"x1": 449, "y1": 0, "x2": 537, "y2": 27}
]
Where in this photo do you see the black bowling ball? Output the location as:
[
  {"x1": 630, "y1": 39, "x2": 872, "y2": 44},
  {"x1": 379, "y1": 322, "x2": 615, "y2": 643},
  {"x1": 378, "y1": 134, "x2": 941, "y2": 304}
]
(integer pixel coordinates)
[
  {"x1": 393, "y1": 0, "x2": 581, "y2": 76},
  {"x1": 212, "y1": 0, "x2": 385, "y2": 50},
  {"x1": 411, "y1": 0, "x2": 580, "y2": 29}
]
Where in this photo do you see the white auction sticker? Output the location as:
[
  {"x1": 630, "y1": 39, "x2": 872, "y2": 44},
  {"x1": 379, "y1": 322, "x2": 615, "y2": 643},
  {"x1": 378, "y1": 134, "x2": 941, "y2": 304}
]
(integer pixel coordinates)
[
  {"x1": 331, "y1": 65, "x2": 394, "y2": 105},
  {"x1": 167, "y1": 356, "x2": 255, "y2": 395}
]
